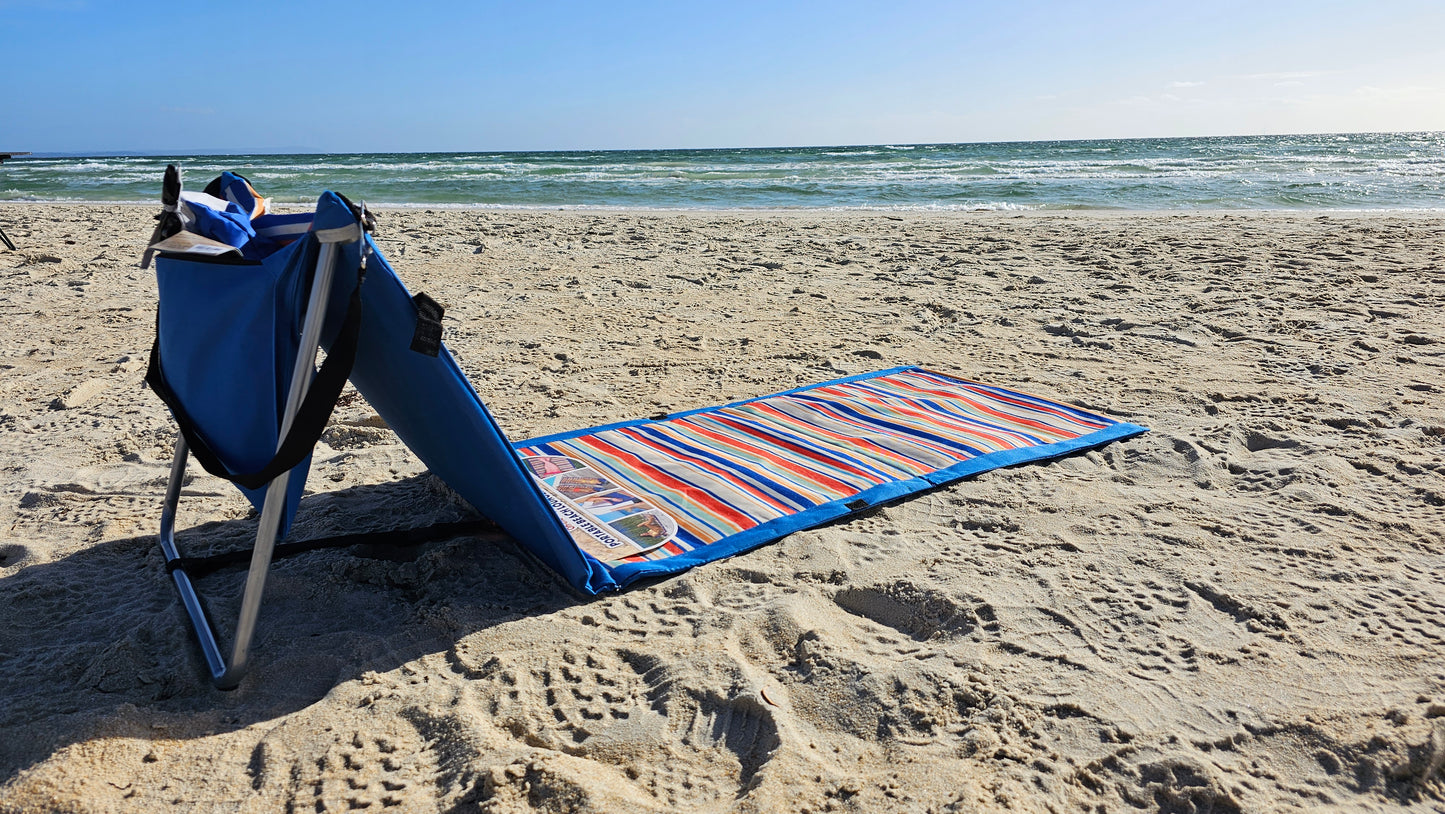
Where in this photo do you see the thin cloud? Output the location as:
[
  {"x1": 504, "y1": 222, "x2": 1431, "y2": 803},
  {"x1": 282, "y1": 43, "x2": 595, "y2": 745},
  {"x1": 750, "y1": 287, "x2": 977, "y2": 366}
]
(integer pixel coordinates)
[
  {"x1": 1169, "y1": 81, "x2": 1205, "y2": 88},
  {"x1": 1239, "y1": 70, "x2": 1328, "y2": 81}
]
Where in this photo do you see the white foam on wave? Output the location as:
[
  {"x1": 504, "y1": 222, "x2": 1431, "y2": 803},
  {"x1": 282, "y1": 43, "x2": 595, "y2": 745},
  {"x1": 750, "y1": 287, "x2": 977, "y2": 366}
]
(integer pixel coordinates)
[
  {"x1": 823, "y1": 200, "x2": 1040, "y2": 212},
  {"x1": 0, "y1": 194, "x2": 159, "y2": 204}
]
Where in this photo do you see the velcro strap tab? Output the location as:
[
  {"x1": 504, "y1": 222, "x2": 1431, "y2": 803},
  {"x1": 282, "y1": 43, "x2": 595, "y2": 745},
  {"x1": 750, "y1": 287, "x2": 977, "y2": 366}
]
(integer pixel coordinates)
[{"x1": 410, "y1": 292, "x2": 444, "y2": 356}]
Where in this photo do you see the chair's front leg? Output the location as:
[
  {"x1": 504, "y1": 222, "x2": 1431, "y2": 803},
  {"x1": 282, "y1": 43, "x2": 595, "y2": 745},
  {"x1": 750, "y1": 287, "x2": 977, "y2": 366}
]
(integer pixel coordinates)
[{"x1": 158, "y1": 435, "x2": 232, "y2": 684}]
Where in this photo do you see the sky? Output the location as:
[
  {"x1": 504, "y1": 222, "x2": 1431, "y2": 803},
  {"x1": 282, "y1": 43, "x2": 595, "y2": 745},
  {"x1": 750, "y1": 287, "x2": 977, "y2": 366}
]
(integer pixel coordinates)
[{"x1": 2, "y1": 0, "x2": 1443, "y2": 153}]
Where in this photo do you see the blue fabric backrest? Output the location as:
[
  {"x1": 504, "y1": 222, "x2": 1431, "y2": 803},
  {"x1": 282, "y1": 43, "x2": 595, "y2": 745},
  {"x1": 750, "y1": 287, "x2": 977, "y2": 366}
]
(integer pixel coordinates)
[{"x1": 325, "y1": 235, "x2": 616, "y2": 593}]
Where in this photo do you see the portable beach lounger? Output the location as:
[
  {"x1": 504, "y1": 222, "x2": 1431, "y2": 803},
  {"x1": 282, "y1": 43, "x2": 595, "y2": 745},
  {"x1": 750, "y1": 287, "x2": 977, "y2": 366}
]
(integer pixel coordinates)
[{"x1": 147, "y1": 171, "x2": 1148, "y2": 688}]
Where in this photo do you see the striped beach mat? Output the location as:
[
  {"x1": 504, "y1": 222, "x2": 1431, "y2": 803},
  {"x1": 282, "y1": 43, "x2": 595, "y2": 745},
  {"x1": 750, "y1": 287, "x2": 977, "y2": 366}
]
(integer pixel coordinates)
[{"x1": 516, "y1": 367, "x2": 1147, "y2": 586}]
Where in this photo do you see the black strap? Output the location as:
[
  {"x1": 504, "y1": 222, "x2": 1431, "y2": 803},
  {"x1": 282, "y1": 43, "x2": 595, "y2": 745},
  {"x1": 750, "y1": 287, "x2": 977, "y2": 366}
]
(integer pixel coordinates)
[
  {"x1": 146, "y1": 267, "x2": 365, "y2": 492},
  {"x1": 164, "y1": 519, "x2": 496, "y2": 577},
  {"x1": 409, "y1": 292, "x2": 444, "y2": 357}
]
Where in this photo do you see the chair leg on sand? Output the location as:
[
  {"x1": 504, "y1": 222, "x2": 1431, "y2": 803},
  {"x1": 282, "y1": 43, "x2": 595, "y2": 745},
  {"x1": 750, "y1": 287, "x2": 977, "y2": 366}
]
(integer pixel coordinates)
[
  {"x1": 0, "y1": 221, "x2": 15, "y2": 251},
  {"x1": 158, "y1": 241, "x2": 342, "y2": 689}
]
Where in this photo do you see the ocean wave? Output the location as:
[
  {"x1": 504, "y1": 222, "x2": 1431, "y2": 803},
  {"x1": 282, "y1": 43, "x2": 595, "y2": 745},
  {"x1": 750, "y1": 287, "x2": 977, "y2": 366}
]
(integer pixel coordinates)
[{"x1": 6, "y1": 132, "x2": 1440, "y2": 210}]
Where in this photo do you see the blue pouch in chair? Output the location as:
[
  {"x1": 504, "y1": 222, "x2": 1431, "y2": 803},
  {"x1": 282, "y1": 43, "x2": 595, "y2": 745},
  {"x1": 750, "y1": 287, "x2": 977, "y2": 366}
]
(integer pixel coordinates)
[{"x1": 146, "y1": 192, "x2": 365, "y2": 539}]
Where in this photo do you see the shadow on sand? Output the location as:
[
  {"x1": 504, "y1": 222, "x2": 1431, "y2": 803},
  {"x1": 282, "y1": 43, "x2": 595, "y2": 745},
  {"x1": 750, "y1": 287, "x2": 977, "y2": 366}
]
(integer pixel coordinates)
[{"x1": 0, "y1": 473, "x2": 578, "y2": 785}]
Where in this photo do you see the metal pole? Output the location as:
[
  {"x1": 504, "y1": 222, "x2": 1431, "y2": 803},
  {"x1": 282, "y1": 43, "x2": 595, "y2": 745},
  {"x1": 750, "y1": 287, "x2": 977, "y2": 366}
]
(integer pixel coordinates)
[
  {"x1": 158, "y1": 434, "x2": 231, "y2": 679},
  {"x1": 216, "y1": 240, "x2": 341, "y2": 688}
]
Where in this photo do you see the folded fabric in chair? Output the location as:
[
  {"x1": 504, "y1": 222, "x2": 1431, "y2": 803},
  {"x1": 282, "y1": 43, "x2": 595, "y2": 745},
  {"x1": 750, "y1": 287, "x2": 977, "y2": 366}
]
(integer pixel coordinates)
[
  {"x1": 177, "y1": 190, "x2": 256, "y2": 249},
  {"x1": 149, "y1": 176, "x2": 1148, "y2": 596},
  {"x1": 202, "y1": 172, "x2": 313, "y2": 259}
]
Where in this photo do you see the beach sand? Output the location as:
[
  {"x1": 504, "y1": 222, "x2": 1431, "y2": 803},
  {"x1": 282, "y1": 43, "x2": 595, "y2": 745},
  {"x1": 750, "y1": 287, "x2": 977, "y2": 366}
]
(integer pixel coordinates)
[{"x1": 1, "y1": 205, "x2": 1443, "y2": 812}]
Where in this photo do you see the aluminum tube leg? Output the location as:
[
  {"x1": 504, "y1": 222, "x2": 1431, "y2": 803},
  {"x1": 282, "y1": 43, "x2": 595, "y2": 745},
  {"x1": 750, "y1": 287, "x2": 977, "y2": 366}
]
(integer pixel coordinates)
[
  {"x1": 158, "y1": 434, "x2": 231, "y2": 680},
  {"x1": 158, "y1": 434, "x2": 189, "y2": 561},
  {"x1": 217, "y1": 241, "x2": 341, "y2": 688},
  {"x1": 0, "y1": 222, "x2": 15, "y2": 251}
]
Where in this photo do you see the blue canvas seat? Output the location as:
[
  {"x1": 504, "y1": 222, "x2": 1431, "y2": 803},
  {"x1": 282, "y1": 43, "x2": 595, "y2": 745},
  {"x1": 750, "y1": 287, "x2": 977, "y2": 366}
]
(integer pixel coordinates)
[{"x1": 149, "y1": 170, "x2": 1147, "y2": 687}]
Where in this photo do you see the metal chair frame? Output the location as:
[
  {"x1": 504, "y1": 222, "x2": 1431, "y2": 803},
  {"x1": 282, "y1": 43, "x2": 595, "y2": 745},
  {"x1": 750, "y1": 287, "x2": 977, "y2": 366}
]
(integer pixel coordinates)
[{"x1": 157, "y1": 237, "x2": 345, "y2": 689}]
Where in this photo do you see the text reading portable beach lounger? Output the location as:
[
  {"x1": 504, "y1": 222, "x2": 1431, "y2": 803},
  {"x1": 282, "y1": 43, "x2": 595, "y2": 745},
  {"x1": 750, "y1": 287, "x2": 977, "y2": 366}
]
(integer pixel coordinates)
[{"x1": 147, "y1": 170, "x2": 1148, "y2": 688}]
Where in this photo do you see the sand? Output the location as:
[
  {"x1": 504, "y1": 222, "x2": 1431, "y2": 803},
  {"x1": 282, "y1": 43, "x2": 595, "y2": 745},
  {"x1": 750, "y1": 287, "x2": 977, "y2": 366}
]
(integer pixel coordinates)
[{"x1": 1, "y1": 204, "x2": 1443, "y2": 813}]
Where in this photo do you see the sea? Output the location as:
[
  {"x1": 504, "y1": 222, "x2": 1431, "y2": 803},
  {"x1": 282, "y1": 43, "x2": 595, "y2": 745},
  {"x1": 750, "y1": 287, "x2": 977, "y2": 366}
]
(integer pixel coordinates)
[{"x1": 3, "y1": 132, "x2": 1442, "y2": 211}]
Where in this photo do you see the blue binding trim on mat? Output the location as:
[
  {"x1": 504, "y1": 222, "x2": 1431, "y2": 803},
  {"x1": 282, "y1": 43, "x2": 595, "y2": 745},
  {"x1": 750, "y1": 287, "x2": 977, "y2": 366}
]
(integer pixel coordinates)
[
  {"x1": 515, "y1": 366, "x2": 1147, "y2": 589},
  {"x1": 602, "y1": 420, "x2": 1147, "y2": 586}
]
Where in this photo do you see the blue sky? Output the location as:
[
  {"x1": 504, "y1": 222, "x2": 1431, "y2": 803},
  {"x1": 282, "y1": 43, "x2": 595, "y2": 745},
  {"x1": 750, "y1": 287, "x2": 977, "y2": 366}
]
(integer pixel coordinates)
[{"x1": 2, "y1": 0, "x2": 1443, "y2": 153}]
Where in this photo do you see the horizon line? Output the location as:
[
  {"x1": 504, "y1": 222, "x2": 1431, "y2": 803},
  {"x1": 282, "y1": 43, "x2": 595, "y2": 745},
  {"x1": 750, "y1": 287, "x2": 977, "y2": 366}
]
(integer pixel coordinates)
[{"x1": 14, "y1": 129, "x2": 1443, "y2": 159}]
